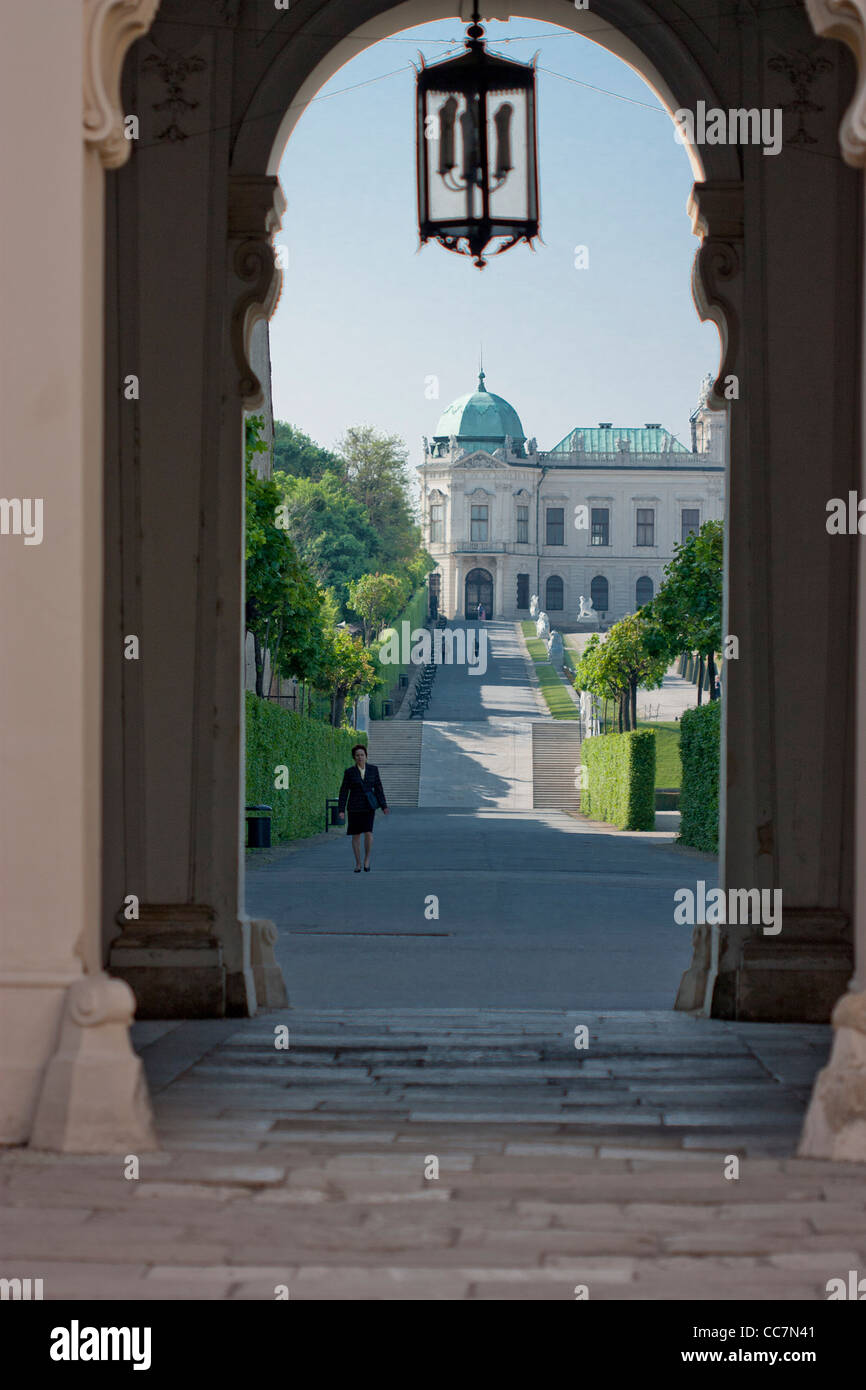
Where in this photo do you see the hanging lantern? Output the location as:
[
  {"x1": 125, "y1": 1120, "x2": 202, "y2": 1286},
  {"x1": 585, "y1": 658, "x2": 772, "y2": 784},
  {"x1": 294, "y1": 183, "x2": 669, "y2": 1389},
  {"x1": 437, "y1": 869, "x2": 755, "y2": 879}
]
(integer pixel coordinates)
[{"x1": 416, "y1": 10, "x2": 540, "y2": 269}]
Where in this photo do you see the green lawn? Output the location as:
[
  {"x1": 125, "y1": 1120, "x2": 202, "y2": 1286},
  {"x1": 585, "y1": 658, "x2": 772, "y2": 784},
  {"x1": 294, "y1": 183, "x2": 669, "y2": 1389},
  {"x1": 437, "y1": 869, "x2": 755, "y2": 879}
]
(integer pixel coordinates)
[
  {"x1": 638, "y1": 720, "x2": 682, "y2": 788},
  {"x1": 521, "y1": 620, "x2": 548, "y2": 660},
  {"x1": 520, "y1": 621, "x2": 579, "y2": 718},
  {"x1": 535, "y1": 661, "x2": 580, "y2": 720}
]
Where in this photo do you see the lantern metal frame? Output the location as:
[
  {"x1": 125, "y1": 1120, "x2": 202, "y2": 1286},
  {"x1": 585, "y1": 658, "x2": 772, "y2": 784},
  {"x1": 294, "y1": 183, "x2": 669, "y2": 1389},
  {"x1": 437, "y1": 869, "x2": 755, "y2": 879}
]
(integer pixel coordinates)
[{"x1": 415, "y1": 12, "x2": 540, "y2": 269}]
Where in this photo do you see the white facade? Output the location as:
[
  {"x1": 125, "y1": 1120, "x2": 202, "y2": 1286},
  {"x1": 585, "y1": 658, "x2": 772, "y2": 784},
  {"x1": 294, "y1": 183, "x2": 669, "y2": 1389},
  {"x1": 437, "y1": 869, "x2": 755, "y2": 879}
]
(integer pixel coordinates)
[{"x1": 420, "y1": 381, "x2": 726, "y2": 624}]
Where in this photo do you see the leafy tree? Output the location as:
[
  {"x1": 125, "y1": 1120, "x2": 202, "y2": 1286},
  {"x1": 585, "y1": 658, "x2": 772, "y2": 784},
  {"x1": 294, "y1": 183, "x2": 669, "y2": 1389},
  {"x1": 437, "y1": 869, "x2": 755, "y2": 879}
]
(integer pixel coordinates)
[
  {"x1": 245, "y1": 419, "x2": 322, "y2": 696},
  {"x1": 573, "y1": 612, "x2": 668, "y2": 732},
  {"x1": 338, "y1": 426, "x2": 422, "y2": 571},
  {"x1": 272, "y1": 469, "x2": 379, "y2": 615},
  {"x1": 645, "y1": 520, "x2": 723, "y2": 703},
  {"x1": 347, "y1": 571, "x2": 408, "y2": 645},
  {"x1": 314, "y1": 625, "x2": 380, "y2": 728},
  {"x1": 272, "y1": 421, "x2": 343, "y2": 481}
]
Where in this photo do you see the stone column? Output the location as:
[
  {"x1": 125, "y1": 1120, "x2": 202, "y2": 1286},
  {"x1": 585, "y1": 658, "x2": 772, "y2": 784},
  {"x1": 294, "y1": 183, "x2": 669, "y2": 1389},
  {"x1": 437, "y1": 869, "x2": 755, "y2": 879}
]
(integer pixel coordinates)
[
  {"x1": 800, "y1": 0, "x2": 866, "y2": 1158},
  {"x1": 104, "y1": 23, "x2": 287, "y2": 1016},
  {"x1": 0, "y1": 0, "x2": 157, "y2": 1150},
  {"x1": 676, "y1": 24, "x2": 862, "y2": 1022}
]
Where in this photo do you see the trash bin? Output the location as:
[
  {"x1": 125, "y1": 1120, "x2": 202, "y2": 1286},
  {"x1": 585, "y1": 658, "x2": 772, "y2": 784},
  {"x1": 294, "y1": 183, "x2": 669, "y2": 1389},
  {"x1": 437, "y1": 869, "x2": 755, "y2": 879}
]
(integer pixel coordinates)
[{"x1": 245, "y1": 804, "x2": 272, "y2": 848}]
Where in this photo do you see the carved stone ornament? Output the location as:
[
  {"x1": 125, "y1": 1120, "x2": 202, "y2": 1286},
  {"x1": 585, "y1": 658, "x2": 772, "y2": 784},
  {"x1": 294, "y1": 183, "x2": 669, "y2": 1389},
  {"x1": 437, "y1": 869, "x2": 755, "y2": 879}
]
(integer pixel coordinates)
[
  {"x1": 228, "y1": 176, "x2": 287, "y2": 408},
  {"x1": 806, "y1": 0, "x2": 866, "y2": 164},
  {"x1": 83, "y1": 0, "x2": 160, "y2": 168},
  {"x1": 689, "y1": 181, "x2": 744, "y2": 410},
  {"x1": 768, "y1": 47, "x2": 833, "y2": 146},
  {"x1": 143, "y1": 45, "x2": 208, "y2": 143},
  {"x1": 30, "y1": 972, "x2": 158, "y2": 1153}
]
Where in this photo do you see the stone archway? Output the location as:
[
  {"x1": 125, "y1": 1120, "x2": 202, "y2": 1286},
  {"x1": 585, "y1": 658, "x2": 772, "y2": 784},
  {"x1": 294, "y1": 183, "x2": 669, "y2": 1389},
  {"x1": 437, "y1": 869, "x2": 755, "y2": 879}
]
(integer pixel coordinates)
[
  {"x1": 26, "y1": 0, "x2": 851, "y2": 1163},
  {"x1": 102, "y1": 0, "x2": 860, "y2": 1025}
]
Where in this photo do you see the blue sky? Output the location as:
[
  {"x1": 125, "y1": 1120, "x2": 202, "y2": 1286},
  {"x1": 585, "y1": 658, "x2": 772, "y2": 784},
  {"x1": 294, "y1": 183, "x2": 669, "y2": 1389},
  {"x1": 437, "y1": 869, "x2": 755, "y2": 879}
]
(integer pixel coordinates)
[{"x1": 270, "y1": 16, "x2": 718, "y2": 459}]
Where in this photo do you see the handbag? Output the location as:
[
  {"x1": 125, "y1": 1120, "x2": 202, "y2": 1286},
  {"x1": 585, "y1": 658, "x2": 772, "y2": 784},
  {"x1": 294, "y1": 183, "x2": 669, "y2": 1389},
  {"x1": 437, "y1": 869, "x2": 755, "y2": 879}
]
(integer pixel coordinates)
[{"x1": 359, "y1": 770, "x2": 379, "y2": 811}]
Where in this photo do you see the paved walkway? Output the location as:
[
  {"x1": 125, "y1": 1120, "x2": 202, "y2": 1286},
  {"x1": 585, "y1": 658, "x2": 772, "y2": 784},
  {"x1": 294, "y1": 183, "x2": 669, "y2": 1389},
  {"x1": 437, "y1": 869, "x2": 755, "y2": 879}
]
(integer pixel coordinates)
[
  {"x1": 2, "y1": 1007, "x2": 856, "y2": 1302},
  {"x1": 5, "y1": 624, "x2": 855, "y2": 1303},
  {"x1": 246, "y1": 807, "x2": 712, "y2": 1010},
  {"x1": 422, "y1": 621, "x2": 544, "y2": 721},
  {"x1": 419, "y1": 722, "x2": 534, "y2": 808}
]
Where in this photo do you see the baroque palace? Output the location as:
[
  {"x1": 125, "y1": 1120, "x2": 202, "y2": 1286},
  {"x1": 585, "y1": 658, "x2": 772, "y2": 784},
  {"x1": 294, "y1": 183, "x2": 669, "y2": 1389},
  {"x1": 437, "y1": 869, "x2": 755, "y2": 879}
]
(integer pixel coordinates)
[{"x1": 419, "y1": 371, "x2": 726, "y2": 623}]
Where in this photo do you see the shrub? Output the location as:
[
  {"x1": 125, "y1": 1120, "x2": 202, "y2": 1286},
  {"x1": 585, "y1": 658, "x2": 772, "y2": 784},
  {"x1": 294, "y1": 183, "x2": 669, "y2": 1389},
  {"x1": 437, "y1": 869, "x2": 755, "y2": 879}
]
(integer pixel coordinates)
[
  {"x1": 679, "y1": 701, "x2": 720, "y2": 851},
  {"x1": 245, "y1": 693, "x2": 364, "y2": 842},
  {"x1": 582, "y1": 729, "x2": 656, "y2": 830}
]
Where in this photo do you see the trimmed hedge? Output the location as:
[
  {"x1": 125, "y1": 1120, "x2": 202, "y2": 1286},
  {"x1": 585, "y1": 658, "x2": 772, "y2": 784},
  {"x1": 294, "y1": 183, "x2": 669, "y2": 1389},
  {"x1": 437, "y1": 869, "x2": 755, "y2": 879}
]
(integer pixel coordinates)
[
  {"x1": 679, "y1": 700, "x2": 720, "y2": 852},
  {"x1": 369, "y1": 586, "x2": 428, "y2": 718},
  {"x1": 245, "y1": 692, "x2": 364, "y2": 842},
  {"x1": 582, "y1": 729, "x2": 656, "y2": 830}
]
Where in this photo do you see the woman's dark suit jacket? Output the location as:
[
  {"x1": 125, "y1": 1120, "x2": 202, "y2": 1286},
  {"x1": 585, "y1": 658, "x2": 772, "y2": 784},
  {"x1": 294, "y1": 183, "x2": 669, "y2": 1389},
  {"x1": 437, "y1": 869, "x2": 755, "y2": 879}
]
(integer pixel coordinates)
[{"x1": 337, "y1": 763, "x2": 387, "y2": 815}]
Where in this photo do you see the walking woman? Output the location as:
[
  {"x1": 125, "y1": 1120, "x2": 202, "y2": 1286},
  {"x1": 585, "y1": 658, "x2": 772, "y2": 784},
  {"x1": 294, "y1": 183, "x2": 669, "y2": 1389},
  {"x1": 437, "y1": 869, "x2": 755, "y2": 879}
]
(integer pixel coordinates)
[{"x1": 337, "y1": 743, "x2": 389, "y2": 872}]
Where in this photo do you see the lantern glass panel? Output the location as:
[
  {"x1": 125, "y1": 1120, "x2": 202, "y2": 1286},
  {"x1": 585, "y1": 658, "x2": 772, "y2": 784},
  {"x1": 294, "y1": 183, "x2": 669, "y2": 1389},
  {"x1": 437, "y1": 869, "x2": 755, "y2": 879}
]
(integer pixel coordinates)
[
  {"x1": 425, "y1": 89, "x2": 484, "y2": 225},
  {"x1": 487, "y1": 91, "x2": 530, "y2": 223}
]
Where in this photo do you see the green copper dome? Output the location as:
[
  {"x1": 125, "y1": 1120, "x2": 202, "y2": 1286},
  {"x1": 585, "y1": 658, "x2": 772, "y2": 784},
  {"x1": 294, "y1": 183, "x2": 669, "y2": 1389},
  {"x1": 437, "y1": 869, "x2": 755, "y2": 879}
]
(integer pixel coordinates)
[{"x1": 434, "y1": 371, "x2": 526, "y2": 449}]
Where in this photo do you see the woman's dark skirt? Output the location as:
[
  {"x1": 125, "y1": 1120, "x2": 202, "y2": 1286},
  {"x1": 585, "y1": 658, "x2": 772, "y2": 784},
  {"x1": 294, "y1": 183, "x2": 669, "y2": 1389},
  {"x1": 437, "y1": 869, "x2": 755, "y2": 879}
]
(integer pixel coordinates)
[{"x1": 346, "y1": 808, "x2": 375, "y2": 835}]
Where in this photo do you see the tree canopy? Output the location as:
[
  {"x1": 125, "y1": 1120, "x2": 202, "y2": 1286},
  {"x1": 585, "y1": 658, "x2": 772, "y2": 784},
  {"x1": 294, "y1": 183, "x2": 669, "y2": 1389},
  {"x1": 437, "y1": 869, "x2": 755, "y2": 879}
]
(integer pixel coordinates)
[{"x1": 272, "y1": 421, "x2": 342, "y2": 481}]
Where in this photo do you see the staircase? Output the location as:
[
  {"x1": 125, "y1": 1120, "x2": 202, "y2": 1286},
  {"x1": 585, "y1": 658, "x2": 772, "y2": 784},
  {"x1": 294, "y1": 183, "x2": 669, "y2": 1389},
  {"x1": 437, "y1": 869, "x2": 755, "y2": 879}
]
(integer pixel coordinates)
[
  {"x1": 365, "y1": 721, "x2": 423, "y2": 807},
  {"x1": 531, "y1": 723, "x2": 583, "y2": 810}
]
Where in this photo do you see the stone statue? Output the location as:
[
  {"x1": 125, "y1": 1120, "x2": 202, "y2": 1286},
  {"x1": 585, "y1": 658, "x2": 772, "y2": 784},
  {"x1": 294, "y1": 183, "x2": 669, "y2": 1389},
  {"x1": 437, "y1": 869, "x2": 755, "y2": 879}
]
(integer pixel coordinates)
[
  {"x1": 504, "y1": 435, "x2": 513, "y2": 456},
  {"x1": 536, "y1": 611, "x2": 550, "y2": 639},
  {"x1": 580, "y1": 690, "x2": 600, "y2": 737},
  {"x1": 576, "y1": 595, "x2": 599, "y2": 625},
  {"x1": 527, "y1": 437, "x2": 537, "y2": 456},
  {"x1": 422, "y1": 435, "x2": 429, "y2": 456},
  {"x1": 448, "y1": 434, "x2": 458, "y2": 456},
  {"x1": 547, "y1": 629, "x2": 564, "y2": 671},
  {"x1": 529, "y1": 594, "x2": 539, "y2": 618}
]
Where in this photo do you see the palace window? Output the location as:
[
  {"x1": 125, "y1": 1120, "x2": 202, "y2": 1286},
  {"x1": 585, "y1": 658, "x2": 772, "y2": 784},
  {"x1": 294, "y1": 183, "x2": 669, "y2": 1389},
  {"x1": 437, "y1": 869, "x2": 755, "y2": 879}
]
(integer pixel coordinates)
[
  {"x1": 591, "y1": 575, "x2": 609, "y2": 612},
  {"x1": 516, "y1": 505, "x2": 529, "y2": 544},
  {"x1": 470, "y1": 504, "x2": 488, "y2": 542},
  {"x1": 635, "y1": 576, "x2": 653, "y2": 608},
  {"x1": 636, "y1": 508, "x2": 655, "y2": 546},
  {"x1": 546, "y1": 575, "x2": 564, "y2": 610},
  {"x1": 517, "y1": 573, "x2": 530, "y2": 609},
  {"x1": 591, "y1": 507, "x2": 609, "y2": 546},
  {"x1": 681, "y1": 508, "x2": 700, "y2": 544},
  {"x1": 429, "y1": 503, "x2": 443, "y2": 542},
  {"x1": 546, "y1": 507, "x2": 564, "y2": 545}
]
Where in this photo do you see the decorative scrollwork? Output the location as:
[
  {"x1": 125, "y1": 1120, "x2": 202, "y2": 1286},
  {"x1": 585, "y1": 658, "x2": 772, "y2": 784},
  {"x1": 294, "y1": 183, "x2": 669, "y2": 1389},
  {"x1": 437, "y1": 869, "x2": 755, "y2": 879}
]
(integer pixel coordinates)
[
  {"x1": 768, "y1": 48, "x2": 833, "y2": 146},
  {"x1": 806, "y1": 0, "x2": 866, "y2": 165},
  {"x1": 83, "y1": 0, "x2": 160, "y2": 168},
  {"x1": 689, "y1": 182, "x2": 744, "y2": 409},
  {"x1": 228, "y1": 177, "x2": 287, "y2": 407},
  {"x1": 68, "y1": 973, "x2": 137, "y2": 1028},
  {"x1": 143, "y1": 47, "x2": 207, "y2": 143}
]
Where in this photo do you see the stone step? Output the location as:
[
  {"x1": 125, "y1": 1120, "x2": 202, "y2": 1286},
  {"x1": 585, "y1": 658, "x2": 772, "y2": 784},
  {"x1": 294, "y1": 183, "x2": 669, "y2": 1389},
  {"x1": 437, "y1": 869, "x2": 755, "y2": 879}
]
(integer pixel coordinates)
[
  {"x1": 365, "y1": 721, "x2": 423, "y2": 807},
  {"x1": 532, "y1": 724, "x2": 583, "y2": 809}
]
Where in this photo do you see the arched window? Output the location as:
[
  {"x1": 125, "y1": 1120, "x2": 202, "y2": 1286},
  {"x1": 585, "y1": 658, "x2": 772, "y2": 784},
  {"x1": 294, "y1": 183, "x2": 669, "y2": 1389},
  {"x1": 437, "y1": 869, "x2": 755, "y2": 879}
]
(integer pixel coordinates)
[
  {"x1": 590, "y1": 575, "x2": 609, "y2": 613},
  {"x1": 546, "y1": 575, "x2": 564, "y2": 611},
  {"x1": 635, "y1": 576, "x2": 653, "y2": 608}
]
